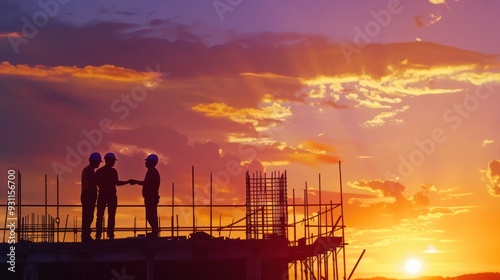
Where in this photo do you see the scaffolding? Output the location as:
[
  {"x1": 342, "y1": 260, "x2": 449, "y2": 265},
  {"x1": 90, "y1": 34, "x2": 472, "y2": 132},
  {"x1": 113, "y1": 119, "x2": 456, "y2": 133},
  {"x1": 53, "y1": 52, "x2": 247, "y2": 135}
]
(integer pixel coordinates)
[{"x1": 1, "y1": 163, "x2": 363, "y2": 280}]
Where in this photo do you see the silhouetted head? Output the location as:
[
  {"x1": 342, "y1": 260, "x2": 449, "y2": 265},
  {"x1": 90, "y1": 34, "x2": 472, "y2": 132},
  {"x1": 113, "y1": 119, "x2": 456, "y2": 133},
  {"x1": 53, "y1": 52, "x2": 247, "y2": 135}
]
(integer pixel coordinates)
[
  {"x1": 89, "y1": 152, "x2": 102, "y2": 168},
  {"x1": 145, "y1": 154, "x2": 158, "y2": 168},
  {"x1": 104, "y1": 152, "x2": 117, "y2": 166}
]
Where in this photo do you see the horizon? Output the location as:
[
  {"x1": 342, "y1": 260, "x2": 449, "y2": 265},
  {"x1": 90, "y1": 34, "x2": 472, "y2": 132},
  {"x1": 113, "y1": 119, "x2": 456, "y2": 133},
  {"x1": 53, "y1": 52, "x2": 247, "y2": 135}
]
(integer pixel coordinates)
[
  {"x1": 354, "y1": 272, "x2": 500, "y2": 280},
  {"x1": 1, "y1": 0, "x2": 499, "y2": 279}
]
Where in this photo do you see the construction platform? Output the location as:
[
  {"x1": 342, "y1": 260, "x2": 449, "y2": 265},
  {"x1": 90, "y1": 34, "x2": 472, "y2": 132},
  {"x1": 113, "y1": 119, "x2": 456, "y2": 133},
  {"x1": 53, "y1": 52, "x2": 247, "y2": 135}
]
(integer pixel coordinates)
[
  {"x1": 0, "y1": 235, "x2": 291, "y2": 280},
  {"x1": 0, "y1": 235, "x2": 345, "y2": 280}
]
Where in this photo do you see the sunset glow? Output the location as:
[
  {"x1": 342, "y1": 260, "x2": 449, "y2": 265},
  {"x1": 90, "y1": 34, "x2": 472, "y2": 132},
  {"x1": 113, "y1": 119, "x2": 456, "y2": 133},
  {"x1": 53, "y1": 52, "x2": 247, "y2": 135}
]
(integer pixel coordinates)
[{"x1": 1, "y1": 0, "x2": 499, "y2": 279}]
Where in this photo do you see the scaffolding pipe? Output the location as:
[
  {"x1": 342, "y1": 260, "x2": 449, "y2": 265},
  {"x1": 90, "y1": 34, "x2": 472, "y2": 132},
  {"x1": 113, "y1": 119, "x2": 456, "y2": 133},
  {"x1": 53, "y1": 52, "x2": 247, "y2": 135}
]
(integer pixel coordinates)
[
  {"x1": 17, "y1": 171, "x2": 22, "y2": 242},
  {"x1": 318, "y1": 173, "x2": 322, "y2": 278},
  {"x1": 210, "y1": 172, "x2": 213, "y2": 237},
  {"x1": 176, "y1": 214, "x2": 179, "y2": 236},
  {"x1": 347, "y1": 249, "x2": 366, "y2": 280},
  {"x1": 171, "y1": 182, "x2": 175, "y2": 237},
  {"x1": 318, "y1": 173, "x2": 322, "y2": 236},
  {"x1": 304, "y1": 184, "x2": 308, "y2": 280},
  {"x1": 44, "y1": 174, "x2": 48, "y2": 220},
  {"x1": 293, "y1": 189, "x2": 298, "y2": 280},
  {"x1": 56, "y1": 174, "x2": 60, "y2": 242},
  {"x1": 305, "y1": 182, "x2": 309, "y2": 244},
  {"x1": 339, "y1": 161, "x2": 346, "y2": 279},
  {"x1": 191, "y1": 165, "x2": 195, "y2": 233},
  {"x1": 334, "y1": 249, "x2": 339, "y2": 280}
]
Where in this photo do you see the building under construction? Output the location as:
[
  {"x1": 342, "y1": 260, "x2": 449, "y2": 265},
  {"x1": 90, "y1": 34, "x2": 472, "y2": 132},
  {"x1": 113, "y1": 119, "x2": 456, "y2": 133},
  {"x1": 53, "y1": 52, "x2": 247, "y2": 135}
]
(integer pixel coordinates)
[{"x1": 1, "y1": 165, "x2": 364, "y2": 280}]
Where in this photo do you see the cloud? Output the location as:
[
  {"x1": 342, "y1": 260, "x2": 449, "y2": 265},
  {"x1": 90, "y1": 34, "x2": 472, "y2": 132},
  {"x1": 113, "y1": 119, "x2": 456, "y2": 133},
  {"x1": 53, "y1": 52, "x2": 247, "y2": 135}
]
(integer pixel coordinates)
[
  {"x1": 233, "y1": 141, "x2": 340, "y2": 167},
  {"x1": 0, "y1": 31, "x2": 20, "y2": 38},
  {"x1": 410, "y1": 184, "x2": 438, "y2": 206},
  {"x1": 0, "y1": 61, "x2": 161, "y2": 82},
  {"x1": 429, "y1": 0, "x2": 447, "y2": 4},
  {"x1": 349, "y1": 180, "x2": 407, "y2": 202},
  {"x1": 343, "y1": 178, "x2": 476, "y2": 252},
  {"x1": 2, "y1": 18, "x2": 497, "y2": 81},
  {"x1": 418, "y1": 207, "x2": 471, "y2": 221},
  {"x1": 482, "y1": 139, "x2": 494, "y2": 147},
  {"x1": 192, "y1": 101, "x2": 292, "y2": 131},
  {"x1": 414, "y1": 13, "x2": 443, "y2": 28},
  {"x1": 481, "y1": 160, "x2": 500, "y2": 197},
  {"x1": 361, "y1": 105, "x2": 410, "y2": 127}
]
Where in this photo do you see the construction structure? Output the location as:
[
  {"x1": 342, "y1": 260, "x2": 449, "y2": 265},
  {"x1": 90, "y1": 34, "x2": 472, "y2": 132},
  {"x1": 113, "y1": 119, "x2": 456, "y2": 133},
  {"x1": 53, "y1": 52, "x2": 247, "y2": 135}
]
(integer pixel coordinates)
[
  {"x1": 246, "y1": 171, "x2": 287, "y2": 240},
  {"x1": 0, "y1": 164, "x2": 363, "y2": 280}
]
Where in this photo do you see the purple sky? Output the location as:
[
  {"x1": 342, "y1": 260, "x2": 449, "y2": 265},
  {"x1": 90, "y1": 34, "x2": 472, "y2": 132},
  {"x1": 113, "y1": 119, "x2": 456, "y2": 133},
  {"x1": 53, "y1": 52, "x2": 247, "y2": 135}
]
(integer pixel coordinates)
[{"x1": 3, "y1": 0, "x2": 500, "y2": 54}]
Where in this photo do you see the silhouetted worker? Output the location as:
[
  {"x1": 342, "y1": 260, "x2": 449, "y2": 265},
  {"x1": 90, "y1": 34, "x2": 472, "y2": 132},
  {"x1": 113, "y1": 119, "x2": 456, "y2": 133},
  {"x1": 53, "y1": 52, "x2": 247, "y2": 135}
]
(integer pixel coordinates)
[
  {"x1": 131, "y1": 154, "x2": 160, "y2": 238},
  {"x1": 95, "y1": 152, "x2": 130, "y2": 240},
  {"x1": 81, "y1": 152, "x2": 102, "y2": 242}
]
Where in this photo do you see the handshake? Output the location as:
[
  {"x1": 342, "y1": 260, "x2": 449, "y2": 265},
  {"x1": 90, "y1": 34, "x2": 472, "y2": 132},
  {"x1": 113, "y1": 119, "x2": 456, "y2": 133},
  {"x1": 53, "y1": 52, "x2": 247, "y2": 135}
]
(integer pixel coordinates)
[{"x1": 126, "y1": 179, "x2": 140, "y2": 185}]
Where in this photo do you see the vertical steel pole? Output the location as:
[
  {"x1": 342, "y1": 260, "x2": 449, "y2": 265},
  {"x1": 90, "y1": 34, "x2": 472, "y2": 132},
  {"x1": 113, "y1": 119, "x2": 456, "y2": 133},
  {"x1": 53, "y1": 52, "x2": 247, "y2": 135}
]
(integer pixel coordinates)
[
  {"x1": 45, "y1": 174, "x2": 48, "y2": 219},
  {"x1": 192, "y1": 165, "x2": 195, "y2": 233},
  {"x1": 210, "y1": 172, "x2": 213, "y2": 237},
  {"x1": 339, "y1": 161, "x2": 346, "y2": 279},
  {"x1": 57, "y1": 174, "x2": 60, "y2": 242},
  {"x1": 17, "y1": 171, "x2": 21, "y2": 242},
  {"x1": 171, "y1": 182, "x2": 175, "y2": 237},
  {"x1": 293, "y1": 189, "x2": 298, "y2": 280}
]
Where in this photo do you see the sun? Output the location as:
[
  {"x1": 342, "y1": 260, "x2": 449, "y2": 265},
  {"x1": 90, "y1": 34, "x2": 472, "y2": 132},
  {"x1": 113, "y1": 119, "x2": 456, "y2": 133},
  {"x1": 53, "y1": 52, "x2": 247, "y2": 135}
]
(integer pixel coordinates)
[{"x1": 405, "y1": 258, "x2": 422, "y2": 274}]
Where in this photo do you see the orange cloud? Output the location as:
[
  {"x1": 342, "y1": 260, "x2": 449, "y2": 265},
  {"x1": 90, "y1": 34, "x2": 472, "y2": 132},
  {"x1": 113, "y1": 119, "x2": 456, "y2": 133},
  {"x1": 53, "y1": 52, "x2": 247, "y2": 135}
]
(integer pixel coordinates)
[
  {"x1": 240, "y1": 72, "x2": 296, "y2": 80},
  {"x1": 410, "y1": 184, "x2": 438, "y2": 206},
  {"x1": 286, "y1": 152, "x2": 339, "y2": 166},
  {"x1": 303, "y1": 42, "x2": 500, "y2": 105},
  {"x1": 481, "y1": 160, "x2": 500, "y2": 197},
  {"x1": 482, "y1": 139, "x2": 494, "y2": 147},
  {"x1": 278, "y1": 141, "x2": 340, "y2": 166},
  {"x1": 192, "y1": 101, "x2": 292, "y2": 131},
  {"x1": 302, "y1": 140, "x2": 335, "y2": 153},
  {"x1": 362, "y1": 105, "x2": 410, "y2": 127},
  {"x1": 349, "y1": 180, "x2": 407, "y2": 202},
  {"x1": 226, "y1": 140, "x2": 340, "y2": 167},
  {"x1": 0, "y1": 61, "x2": 161, "y2": 83},
  {"x1": 418, "y1": 206, "x2": 471, "y2": 221},
  {"x1": 429, "y1": 0, "x2": 446, "y2": 4},
  {"x1": 0, "y1": 32, "x2": 21, "y2": 38},
  {"x1": 299, "y1": 44, "x2": 500, "y2": 128}
]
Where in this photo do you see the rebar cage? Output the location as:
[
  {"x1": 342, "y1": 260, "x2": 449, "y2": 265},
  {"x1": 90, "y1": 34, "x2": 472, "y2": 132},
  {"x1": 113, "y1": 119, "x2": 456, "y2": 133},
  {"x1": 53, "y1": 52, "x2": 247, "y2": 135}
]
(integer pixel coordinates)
[{"x1": 245, "y1": 170, "x2": 288, "y2": 239}]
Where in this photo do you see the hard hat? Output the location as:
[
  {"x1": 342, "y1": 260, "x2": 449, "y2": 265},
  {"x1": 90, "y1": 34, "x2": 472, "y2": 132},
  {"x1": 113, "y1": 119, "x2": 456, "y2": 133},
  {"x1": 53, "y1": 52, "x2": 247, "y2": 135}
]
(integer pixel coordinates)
[
  {"x1": 89, "y1": 152, "x2": 102, "y2": 162},
  {"x1": 104, "y1": 152, "x2": 117, "y2": 160},
  {"x1": 145, "y1": 154, "x2": 159, "y2": 163}
]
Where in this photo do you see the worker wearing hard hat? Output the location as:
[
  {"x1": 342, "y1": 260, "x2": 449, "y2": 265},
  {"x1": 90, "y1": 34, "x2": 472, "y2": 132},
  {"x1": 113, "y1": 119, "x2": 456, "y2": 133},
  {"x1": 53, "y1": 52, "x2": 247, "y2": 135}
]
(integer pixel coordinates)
[
  {"x1": 130, "y1": 154, "x2": 161, "y2": 238},
  {"x1": 81, "y1": 152, "x2": 102, "y2": 242},
  {"x1": 95, "y1": 152, "x2": 131, "y2": 240}
]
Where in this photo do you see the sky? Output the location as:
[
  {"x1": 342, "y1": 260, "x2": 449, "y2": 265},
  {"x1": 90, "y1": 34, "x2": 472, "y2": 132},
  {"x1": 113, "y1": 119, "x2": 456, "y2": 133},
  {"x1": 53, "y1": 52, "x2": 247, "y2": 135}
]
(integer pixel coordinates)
[{"x1": 1, "y1": 0, "x2": 499, "y2": 278}]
